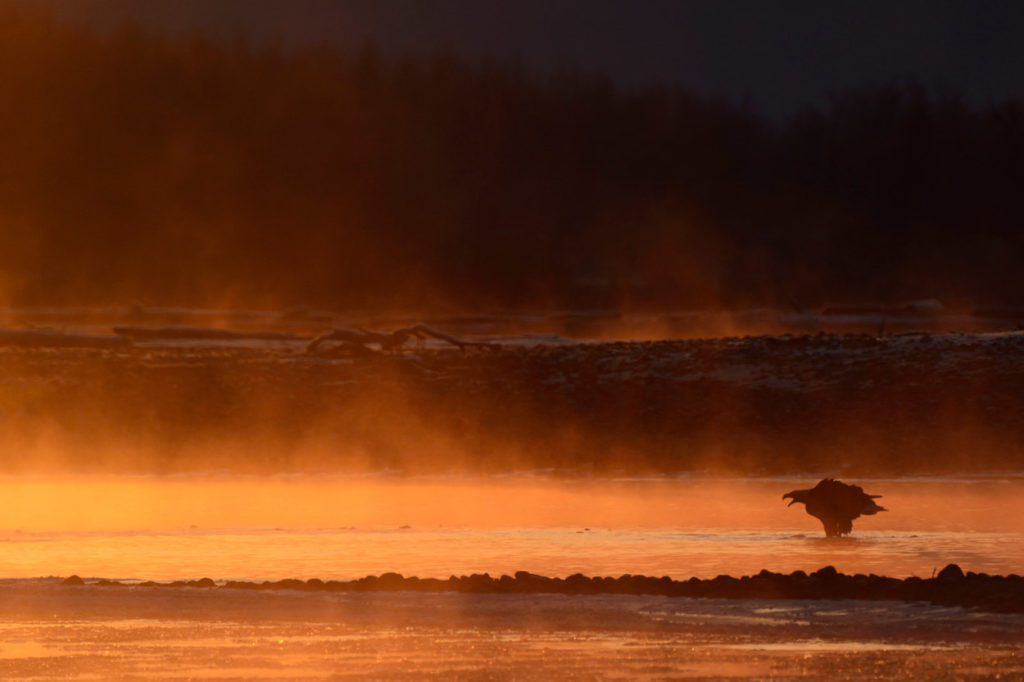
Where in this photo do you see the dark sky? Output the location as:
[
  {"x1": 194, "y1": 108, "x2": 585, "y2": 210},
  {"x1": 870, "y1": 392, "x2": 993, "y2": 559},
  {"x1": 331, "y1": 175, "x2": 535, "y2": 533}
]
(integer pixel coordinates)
[{"x1": 41, "y1": 0, "x2": 1024, "y2": 117}]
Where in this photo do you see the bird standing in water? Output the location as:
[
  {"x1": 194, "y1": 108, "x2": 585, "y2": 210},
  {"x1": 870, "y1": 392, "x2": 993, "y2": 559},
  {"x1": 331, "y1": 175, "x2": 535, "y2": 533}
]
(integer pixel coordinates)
[{"x1": 783, "y1": 478, "x2": 886, "y2": 537}]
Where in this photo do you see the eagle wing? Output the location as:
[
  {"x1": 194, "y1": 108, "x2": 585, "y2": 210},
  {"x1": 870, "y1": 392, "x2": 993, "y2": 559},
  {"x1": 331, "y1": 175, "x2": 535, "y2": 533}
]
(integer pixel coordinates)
[{"x1": 810, "y1": 479, "x2": 886, "y2": 521}]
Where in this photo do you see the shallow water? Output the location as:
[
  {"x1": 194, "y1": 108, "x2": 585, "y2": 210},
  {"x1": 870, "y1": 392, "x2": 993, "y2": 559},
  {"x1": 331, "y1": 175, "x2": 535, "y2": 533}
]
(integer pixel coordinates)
[
  {"x1": 1, "y1": 583, "x2": 1022, "y2": 680},
  {"x1": 1, "y1": 475, "x2": 1022, "y2": 581},
  {"x1": 3, "y1": 526, "x2": 1023, "y2": 584},
  {"x1": 2, "y1": 474, "x2": 1023, "y2": 679}
]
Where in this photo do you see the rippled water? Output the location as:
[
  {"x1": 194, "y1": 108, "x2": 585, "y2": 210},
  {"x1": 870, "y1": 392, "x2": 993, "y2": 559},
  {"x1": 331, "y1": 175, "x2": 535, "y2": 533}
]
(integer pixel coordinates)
[
  {"x1": 1, "y1": 475, "x2": 1022, "y2": 580},
  {"x1": 2, "y1": 475, "x2": 1022, "y2": 679},
  {"x1": 1, "y1": 583, "x2": 1022, "y2": 680},
  {"x1": 3, "y1": 526, "x2": 1022, "y2": 583}
]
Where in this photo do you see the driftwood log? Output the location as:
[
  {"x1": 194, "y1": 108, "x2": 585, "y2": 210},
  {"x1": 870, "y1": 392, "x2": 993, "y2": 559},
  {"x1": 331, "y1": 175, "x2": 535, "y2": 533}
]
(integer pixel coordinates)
[{"x1": 306, "y1": 324, "x2": 492, "y2": 354}]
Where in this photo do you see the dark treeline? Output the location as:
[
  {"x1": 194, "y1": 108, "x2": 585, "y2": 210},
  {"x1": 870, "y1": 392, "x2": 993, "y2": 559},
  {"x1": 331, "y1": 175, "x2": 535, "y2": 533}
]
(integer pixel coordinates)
[{"x1": 1, "y1": 6, "x2": 1022, "y2": 310}]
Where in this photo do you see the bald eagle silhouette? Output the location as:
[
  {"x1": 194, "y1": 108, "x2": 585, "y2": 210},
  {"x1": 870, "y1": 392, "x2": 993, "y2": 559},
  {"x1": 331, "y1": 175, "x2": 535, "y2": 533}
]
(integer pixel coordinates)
[{"x1": 783, "y1": 478, "x2": 886, "y2": 537}]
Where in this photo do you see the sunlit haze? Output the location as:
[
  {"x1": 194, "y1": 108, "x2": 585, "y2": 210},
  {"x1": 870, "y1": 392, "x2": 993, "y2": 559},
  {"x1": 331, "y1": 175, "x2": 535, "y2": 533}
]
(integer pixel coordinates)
[{"x1": 1, "y1": 1, "x2": 1023, "y2": 679}]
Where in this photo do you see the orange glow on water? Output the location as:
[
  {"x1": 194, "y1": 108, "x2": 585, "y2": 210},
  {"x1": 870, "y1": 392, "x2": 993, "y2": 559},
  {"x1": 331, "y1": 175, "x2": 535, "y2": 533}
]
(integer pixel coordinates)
[
  {"x1": 2, "y1": 475, "x2": 1022, "y2": 533},
  {"x1": 2, "y1": 476, "x2": 1023, "y2": 581}
]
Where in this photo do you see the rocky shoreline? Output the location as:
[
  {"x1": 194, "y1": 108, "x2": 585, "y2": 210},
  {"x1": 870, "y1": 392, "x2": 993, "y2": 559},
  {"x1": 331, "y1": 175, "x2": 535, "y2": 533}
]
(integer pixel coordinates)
[{"x1": 62, "y1": 564, "x2": 1024, "y2": 614}]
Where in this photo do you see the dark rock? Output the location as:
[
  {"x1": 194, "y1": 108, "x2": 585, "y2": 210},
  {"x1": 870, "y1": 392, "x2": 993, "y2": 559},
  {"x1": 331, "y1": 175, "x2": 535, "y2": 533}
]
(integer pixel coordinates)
[
  {"x1": 812, "y1": 565, "x2": 839, "y2": 580},
  {"x1": 937, "y1": 564, "x2": 964, "y2": 581},
  {"x1": 708, "y1": 574, "x2": 741, "y2": 597},
  {"x1": 565, "y1": 573, "x2": 593, "y2": 593},
  {"x1": 616, "y1": 574, "x2": 647, "y2": 594},
  {"x1": 62, "y1": 575, "x2": 84, "y2": 586},
  {"x1": 457, "y1": 573, "x2": 496, "y2": 593},
  {"x1": 513, "y1": 570, "x2": 554, "y2": 593},
  {"x1": 90, "y1": 567, "x2": 1024, "y2": 614},
  {"x1": 353, "y1": 576, "x2": 378, "y2": 590},
  {"x1": 417, "y1": 578, "x2": 446, "y2": 591}
]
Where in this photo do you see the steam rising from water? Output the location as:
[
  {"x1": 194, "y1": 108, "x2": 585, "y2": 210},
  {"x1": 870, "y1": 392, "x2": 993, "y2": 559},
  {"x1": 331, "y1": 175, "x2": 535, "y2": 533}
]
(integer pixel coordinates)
[
  {"x1": 4, "y1": 475, "x2": 1021, "y2": 533},
  {"x1": 2, "y1": 476, "x2": 1022, "y2": 580}
]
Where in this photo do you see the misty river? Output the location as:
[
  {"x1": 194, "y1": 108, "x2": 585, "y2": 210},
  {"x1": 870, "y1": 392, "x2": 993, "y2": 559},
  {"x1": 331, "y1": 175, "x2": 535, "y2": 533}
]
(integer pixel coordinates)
[
  {"x1": 2, "y1": 475, "x2": 1023, "y2": 581},
  {"x1": 2, "y1": 475, "x2": 1023, "y2": 679}
]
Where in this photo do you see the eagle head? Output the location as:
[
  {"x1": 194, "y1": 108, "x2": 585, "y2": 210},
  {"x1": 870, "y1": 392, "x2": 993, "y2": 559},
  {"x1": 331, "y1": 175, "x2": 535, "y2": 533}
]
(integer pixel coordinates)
[{"x1": 782, "y1": 489, "x2": 810, "y2": 507}]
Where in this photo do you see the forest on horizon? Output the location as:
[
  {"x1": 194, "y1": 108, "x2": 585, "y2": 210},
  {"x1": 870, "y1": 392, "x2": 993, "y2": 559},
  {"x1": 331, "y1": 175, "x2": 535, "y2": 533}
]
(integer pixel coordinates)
[{"x1": 1, "y1": 6, "x2": 1022, "y2": 313}]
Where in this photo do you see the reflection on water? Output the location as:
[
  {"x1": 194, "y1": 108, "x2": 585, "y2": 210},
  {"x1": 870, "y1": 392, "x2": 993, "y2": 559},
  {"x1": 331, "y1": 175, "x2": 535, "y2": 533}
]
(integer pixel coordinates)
[
  {"x1": 2, "y1": 475, "x2": 1023, "y2": 679},
  {"x1": 0, "y1": 587, "x2": 1022, "y2": 680},
  {"x1": 1, "y1": 475, "x2": 1022, "y2": 580},
  {"x1": 2, "y1": 527, "x2": 1022, "y2": 583}
]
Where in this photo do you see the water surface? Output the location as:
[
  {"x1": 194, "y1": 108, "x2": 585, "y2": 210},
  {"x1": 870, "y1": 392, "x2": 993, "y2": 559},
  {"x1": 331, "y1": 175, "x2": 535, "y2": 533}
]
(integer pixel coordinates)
[
  {"x1": 1, "y1": 475, "x2": 1021, "y2": 580},
  {"x1": 3, "y1": 474, "x2": 1022, "y2": 679}
]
